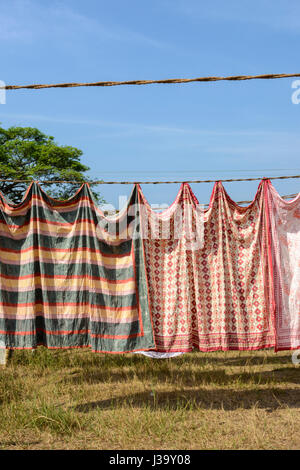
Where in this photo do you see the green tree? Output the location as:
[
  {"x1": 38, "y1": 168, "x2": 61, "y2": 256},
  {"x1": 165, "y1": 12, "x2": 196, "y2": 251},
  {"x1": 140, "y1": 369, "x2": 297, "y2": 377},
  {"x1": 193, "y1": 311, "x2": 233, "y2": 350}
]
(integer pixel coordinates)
[{"x1": 0, "y1": 125, "x2": 104, "y2": 204}]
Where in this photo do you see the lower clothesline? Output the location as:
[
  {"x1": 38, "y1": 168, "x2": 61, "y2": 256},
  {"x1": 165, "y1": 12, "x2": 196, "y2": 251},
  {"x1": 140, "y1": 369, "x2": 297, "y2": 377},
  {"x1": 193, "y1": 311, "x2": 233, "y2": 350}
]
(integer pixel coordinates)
[{"x1": 0, "y1": 174, "x2": 300, "y2": 185}]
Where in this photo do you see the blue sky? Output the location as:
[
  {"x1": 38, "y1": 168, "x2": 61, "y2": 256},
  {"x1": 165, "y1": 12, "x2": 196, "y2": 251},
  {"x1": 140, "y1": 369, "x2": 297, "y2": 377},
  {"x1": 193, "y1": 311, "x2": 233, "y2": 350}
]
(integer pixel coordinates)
[{"x1": 0, "y1": 0, "x2": 300, "y2": 207}]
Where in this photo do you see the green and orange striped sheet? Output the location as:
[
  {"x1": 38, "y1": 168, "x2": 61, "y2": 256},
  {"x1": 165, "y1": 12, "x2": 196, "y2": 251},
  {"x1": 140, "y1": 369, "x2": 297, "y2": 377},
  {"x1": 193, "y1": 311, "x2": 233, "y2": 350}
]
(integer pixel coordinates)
[{"x1": 0, "y1": 183, "x2": 155, "y2": 353}]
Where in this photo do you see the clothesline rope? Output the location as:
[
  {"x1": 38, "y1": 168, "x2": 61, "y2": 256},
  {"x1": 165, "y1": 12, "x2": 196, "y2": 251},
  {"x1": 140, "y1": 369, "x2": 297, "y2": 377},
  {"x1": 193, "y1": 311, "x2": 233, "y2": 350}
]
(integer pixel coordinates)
[
  {"x1": 205, "y1": 193, "x2": 297, "y2": 207},
  {"x1": 0, "y1": 175, "x2": 300, "y2": 184},
  {"x1": 149, "y1": 194, "x2": 298, "y2": 209},
  {"x1": 1, "y1": 73, "x2": 300, "y2": 91}
]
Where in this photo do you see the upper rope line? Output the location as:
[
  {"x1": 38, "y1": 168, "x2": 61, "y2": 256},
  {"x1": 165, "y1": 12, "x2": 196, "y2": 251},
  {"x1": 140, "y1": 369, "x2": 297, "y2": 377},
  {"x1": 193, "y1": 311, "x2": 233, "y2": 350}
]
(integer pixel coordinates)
[
  {"x1": 0, "y1": 175, "x2": 299, "y2": 184},
  {"x1": 1, "y1": 73, "x2": 300, "y2": 91}
]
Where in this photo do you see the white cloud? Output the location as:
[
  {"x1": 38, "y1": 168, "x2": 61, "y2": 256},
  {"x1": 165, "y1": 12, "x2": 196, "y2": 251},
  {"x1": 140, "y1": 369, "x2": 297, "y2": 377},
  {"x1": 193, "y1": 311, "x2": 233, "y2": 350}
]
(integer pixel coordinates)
[
  {"x1": 0, "y1": 1, "x2": 33, "y2": 41},
  {"x1": 2, "y1": 111, "x2": 300, "y2": 140},
  {"x1": 0, "y1": 0, "x2": 171, "y2": 49},
  {"x1": 170, "y1": 0, "x2": 300, "y2": 33}
]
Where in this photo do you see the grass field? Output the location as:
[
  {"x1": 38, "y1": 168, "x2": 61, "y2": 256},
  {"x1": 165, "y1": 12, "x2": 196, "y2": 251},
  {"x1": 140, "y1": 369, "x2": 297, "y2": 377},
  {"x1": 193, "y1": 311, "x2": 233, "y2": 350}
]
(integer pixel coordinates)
[{"x1": 0, "y1": 348, "x2": 299, "y2": 450}]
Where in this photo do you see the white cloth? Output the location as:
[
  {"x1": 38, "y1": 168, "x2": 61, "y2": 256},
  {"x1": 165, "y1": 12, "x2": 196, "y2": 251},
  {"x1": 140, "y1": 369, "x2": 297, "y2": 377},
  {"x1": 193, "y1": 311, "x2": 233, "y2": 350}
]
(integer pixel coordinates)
[
  {"x1": 133, "y1": 351, "x2": 184, "y2": 359},
  {"x1": 267, "y1": 183, "x2": 300, "y2": 350}
]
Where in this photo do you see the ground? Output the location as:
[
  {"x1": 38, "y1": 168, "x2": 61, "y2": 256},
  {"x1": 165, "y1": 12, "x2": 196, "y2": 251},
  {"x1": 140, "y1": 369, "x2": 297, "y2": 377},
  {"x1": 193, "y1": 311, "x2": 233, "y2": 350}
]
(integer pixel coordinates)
[{"x1": 0, "y1": 348, "x2": 299, "y2": 450}]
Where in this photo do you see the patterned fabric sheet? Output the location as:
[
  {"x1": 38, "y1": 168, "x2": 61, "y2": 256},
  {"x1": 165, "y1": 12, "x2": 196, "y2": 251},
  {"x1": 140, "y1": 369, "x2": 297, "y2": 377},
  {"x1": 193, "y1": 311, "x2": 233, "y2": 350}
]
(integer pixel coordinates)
[
  {"x1": 0, "y1": 182, "x2": 155, "y2": 353},
  {"x1": 138, "y1": 181, "x2": 275, "y2": 352},
  {"x1": 266, "y1": 181, "x2": 300, "y2": 351}
]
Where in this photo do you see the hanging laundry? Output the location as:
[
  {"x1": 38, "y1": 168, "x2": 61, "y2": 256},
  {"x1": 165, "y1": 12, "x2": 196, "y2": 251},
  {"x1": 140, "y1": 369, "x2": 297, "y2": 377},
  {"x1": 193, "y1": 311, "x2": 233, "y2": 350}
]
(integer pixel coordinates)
[
  {"x1": 138, "y1": 181, "x2": 275, "y2": 352},
  {"x1": 265, "y1": 182, "x2": 300, "y2": 351},
  {"x1": 0, "y1": 182, "x2": 155, "y2": 353}
]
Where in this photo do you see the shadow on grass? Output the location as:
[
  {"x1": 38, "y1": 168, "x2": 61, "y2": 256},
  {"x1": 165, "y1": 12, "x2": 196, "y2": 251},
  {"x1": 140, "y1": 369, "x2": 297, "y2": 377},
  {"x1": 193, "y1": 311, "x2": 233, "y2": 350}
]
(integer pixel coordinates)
[
  {"x1": 0, "y1": 440, "x2": 41, "y2": 448},
  {"x1": 74, "y1": 387, "x2": 300, "y2": 412},
  {"x1": 67, "y1": 366, "x2": 300, "y2": 387},
  {"x1": 9, "y1": 349, "x2": 293, "y2": 369}
]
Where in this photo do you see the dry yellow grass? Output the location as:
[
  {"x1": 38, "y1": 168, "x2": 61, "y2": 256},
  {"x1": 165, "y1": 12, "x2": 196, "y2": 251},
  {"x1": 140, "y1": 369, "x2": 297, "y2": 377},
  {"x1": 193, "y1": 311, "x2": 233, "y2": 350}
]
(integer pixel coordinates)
[{"x1": 0, "y1": 348, "x2": 299, "y2": 450}]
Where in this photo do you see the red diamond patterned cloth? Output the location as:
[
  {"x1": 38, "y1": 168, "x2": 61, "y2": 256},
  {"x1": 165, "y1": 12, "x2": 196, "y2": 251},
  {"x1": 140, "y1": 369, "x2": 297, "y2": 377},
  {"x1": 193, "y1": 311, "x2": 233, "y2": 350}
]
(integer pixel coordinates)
[{"x1": 138, "y1": 181, "x2": 275, "y2": 352}]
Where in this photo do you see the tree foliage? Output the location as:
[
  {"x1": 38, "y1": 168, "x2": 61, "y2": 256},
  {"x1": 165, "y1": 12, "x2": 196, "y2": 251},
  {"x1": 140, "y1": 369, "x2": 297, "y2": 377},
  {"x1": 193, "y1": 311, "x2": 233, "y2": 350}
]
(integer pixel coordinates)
[{"x1": 0, "y1": 125, "x2": 104, "y2": 204}]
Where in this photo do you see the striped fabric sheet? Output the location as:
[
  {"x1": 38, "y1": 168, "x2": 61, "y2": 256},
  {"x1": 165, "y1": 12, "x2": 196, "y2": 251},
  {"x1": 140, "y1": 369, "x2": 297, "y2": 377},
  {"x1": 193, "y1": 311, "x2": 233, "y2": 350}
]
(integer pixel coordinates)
[{"x1": 0, "y1": 183, "x2": 155, "y2": 353}]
